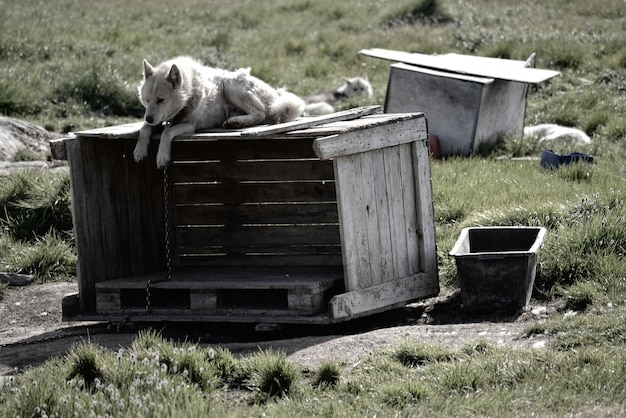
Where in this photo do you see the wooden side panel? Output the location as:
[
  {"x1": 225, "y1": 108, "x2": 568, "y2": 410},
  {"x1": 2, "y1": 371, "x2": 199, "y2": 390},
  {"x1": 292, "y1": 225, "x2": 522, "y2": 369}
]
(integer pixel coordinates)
[
  {"x1": 474, "y1": 80, "x2": 528, "y2": 152},
  {"x1": 333, "y1": 135, "x2": 429, "y2": 292},
  {"x1": 385, "y1": 63, "x2": 484, "y2": 157},
  {"x1": 67, "y1": 136, "x2": 166, "y2": 312}
]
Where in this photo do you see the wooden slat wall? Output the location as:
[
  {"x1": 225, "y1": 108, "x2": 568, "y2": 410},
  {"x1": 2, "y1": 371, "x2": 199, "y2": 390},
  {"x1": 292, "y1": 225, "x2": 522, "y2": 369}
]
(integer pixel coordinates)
[
  {"x1": 169, "y1": 138, "x2": 342, "y2": 267},
  {"x1": 333, "y1": 142, "x2": 421, "y2": 291},
  {"x1": 323, "y1": 117, "x2": 435, "y2": 293},
  {"x1": 66, "y1": 136, "x2": 166, "y2": 312}
]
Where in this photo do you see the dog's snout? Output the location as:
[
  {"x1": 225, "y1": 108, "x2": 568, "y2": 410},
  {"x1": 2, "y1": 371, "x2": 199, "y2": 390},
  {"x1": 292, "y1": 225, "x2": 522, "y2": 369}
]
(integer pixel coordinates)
[{"x1": 145, "y1": 115, "x2": 154, "y2": 124}]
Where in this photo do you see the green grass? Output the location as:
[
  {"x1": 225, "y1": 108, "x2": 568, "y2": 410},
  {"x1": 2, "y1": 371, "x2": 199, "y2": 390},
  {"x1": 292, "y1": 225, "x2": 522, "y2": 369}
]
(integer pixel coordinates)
[
  {"x1": 0, "y1": 171, "x2": 75, "y2": 284},
  {"x1": 3, "y1": 334, "x2": 626, "y2": 417},
  {"x1": 2, "y1": 0, "x2": 626, "y2": 415}
]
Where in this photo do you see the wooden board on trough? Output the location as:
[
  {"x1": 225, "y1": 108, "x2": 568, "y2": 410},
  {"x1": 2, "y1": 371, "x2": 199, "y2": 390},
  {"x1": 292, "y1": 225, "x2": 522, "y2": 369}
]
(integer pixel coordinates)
[{"x1": 360, "y1": 48, "x2": 560, "y2": 84}]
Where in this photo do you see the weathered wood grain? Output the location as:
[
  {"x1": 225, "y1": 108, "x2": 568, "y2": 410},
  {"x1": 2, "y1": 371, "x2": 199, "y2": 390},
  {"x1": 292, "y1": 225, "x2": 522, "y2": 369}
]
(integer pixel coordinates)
[
  {"x1": 312, "y1": 114, "x2": 427, "y2": 160},
  {"x1": 329, "y1": 272, "x2": 439, "y2": 320}
]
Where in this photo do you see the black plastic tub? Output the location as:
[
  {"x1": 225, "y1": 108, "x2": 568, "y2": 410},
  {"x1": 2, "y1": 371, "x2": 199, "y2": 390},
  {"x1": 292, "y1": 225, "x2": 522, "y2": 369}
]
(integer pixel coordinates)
[{"x1": 449, "y1": 226, "x2": 547, "y2": 313}]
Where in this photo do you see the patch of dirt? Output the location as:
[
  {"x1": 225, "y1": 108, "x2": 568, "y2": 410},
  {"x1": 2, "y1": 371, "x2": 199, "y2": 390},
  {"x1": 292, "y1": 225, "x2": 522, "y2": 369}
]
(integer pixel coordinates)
[{"x1": 0, "y1": 281, "x2": 553, "y2": 376}]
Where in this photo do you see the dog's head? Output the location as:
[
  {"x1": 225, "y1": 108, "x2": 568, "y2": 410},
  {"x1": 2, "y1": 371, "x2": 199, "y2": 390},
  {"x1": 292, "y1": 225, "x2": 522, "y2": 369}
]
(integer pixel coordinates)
[
  {"x1": 337, "y1": 76, "x2": 373, "y2": 99},
  {"x1": 138, "y1": 60, "x2": 186, "y2": 126}
]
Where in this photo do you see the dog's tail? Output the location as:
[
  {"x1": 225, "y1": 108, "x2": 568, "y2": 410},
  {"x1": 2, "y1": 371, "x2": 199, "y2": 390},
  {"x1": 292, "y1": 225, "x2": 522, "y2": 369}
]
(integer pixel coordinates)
[
  {"x1": 270, "y1": 89, "x2": 306, "y2": 124},
  {"x1": 302, "y1": 102, "x2": 335, "y2": 117}
]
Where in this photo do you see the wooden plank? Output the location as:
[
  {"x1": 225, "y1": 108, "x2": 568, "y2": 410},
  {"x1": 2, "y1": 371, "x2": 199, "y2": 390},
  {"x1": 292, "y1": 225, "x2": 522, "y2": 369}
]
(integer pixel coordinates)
[
  {"x1": 359, "y1": 150, "x2": 381, "y2": 289},
  {"x1": 177, "y1": 224, "x2": 341, "y2": 248},
  {"x1": 399, "y1": 142, "x2": 420, "y2": 274},
  {"x1": 383, "y1": 145, "x2": 409, "y2": 279},
  {"x1": 171, "y1": 138, "x2": 317, "y2": 161},
  {"x1": 360, "y1": 48, "x2": 560, "y2": 83},
  {"x1": 389, "y1": 64, "x2": 494, "y2": 84},
  {"x1": 333, "y1": 153, "x2": 372, "y2": 291},
  {"x1": 174, "y1": 182, "x2": 336, "y2": 205},
  {"x1": 175, "y1": 202, "x2": 339, "y2": 226},
  {"x1": 370, "y1": 148, "x2": 394, "y2": 284},
  {"x1": 74, "y1": 122, "x2": 143, "y2": 139},
  {"x1": 66, "y1": 311, "x2": 338, "y2": 324},
  {"x1": 96, "y1": 267, "x2": 341, "y2": 290},
  {"x1": 178, "y1": 243, "x2": 342, "y2": 256},
  {"x1": 96, "y1": 275, "x2": 337, "y2": 291},
  {"x1": 412, "y1": 140, "x2": 438, "y2": 274},
  {"x1": 329, "y1": 272, "x2": 439, "y2": 320},
  {"x1": 170, "y1": 160, "x2": 335, "y2": 183},
  {"x1": 49, "y1": 137, "x2": 71, "y2": 160},
  {"x1": 239, "y1": 105, "x2": 382, "y2": 137},
  {"x1": 283, "y1": 113, "x2": 419, "y2": 138},
  {"x1": 313, "y1": 114, "x2": 427, "y2": 160},
  {"x1": 178, "y1": 253, "x2": 343, "y2": 267}
]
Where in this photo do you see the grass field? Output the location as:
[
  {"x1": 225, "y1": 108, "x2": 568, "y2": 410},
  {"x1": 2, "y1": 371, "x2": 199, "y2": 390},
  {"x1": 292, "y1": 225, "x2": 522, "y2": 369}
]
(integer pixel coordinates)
[{"x1": 2, "y1": 0, "x2": 626, "y2": 416}]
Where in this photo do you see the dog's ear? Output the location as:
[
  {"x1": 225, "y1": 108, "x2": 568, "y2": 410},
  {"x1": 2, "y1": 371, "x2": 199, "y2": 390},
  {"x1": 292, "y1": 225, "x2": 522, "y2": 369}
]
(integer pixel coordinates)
[
  {"x1": 143, "y1": 60, "x2": 155, "y2": 79},
  {"x1": 166, "y1": 64, "x2": 183, "y2": 89}
]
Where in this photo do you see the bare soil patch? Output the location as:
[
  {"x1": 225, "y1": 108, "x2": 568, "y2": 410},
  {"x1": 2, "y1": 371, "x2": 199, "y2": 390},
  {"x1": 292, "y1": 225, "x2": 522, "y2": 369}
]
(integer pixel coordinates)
[{"x1": 0, "y1": 281, "x2": 552, "y2": 376}]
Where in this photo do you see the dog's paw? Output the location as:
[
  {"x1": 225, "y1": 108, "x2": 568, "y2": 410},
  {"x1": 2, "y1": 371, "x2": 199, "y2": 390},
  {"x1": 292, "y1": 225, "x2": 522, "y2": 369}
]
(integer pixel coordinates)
[
  {"x1": 156, "y1": 150, "x2": 171, "y2": 169},
  {"x1": 133, "y1": 143, "x2": 149, "y2": 162},
  {"x1": 222, "y1": 118, "x2": 245, "y2": 129}
]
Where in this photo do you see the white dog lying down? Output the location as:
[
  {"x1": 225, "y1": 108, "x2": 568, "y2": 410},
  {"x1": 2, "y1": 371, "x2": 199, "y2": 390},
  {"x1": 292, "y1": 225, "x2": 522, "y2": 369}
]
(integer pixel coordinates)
[
  {"x1": 524, "y1": 124, "x2": 591, "y2": 146},
  {"x1": 134, "y1": 56, "x2": 305, "y2": 168},
  {"x1": 303, "y1": 76, "x2": 373, "y2": 116}
]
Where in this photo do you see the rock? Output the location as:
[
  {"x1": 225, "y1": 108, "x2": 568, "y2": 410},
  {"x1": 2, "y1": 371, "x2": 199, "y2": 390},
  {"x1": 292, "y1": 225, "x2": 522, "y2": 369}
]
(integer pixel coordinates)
[
  {"x1": 0, "y1": 272, "x2": 34, "y2": 286},
  {"x1": 0, "y1": 117, "x2": 62, "y2": 161}
]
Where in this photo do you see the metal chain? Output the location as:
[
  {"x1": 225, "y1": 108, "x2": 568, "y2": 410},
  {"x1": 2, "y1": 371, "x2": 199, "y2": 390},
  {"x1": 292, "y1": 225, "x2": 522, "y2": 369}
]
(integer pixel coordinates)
[
  {"x1": 163, "y1": 163, "x2": 173, "y2": 281},
  {"x1": 145, "y1": 164, "x2": 173, "y2": 314}
]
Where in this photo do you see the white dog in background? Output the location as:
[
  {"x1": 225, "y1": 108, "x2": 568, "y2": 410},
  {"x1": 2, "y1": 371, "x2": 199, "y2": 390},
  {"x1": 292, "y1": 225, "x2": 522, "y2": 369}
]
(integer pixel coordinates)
[
  {"x1": 524, "y1": 124, "x2": 591, "y2": 146},
  {"x1": 134, "y1": 56, "x2": 305, "y2": 168},
  {"x1": 303, "y1": 76, "x2": 373, "y2": 116}
]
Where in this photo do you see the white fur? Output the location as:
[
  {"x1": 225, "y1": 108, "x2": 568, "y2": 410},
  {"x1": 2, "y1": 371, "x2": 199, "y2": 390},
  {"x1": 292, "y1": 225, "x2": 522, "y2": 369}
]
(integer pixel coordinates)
[
  {"x1": 303, "y1": 76, "x2": 373, "y2": 116},
  {"x1": 524, "y1": 124, "x2": 591, "y2": 146},
  {"x1": 134, "y1": 56, "x2": 305, "y2": 168}
]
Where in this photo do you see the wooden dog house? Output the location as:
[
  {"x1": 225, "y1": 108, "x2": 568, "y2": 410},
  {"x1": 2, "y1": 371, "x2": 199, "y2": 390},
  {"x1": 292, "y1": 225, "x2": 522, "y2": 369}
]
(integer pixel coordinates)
[
  {"x1": 51, "y1": 106, "x2": 439, "y2": 324},
  {"x1": 360, "y1": 49, "x2": 560, "y2": 157}
]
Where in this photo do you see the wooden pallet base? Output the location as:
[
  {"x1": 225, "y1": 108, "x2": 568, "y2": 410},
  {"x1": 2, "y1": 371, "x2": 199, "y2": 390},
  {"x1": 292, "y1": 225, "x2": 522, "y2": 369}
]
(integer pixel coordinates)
[{"x1": 93, "y1": 267, "x2": 343, "y2": 318}]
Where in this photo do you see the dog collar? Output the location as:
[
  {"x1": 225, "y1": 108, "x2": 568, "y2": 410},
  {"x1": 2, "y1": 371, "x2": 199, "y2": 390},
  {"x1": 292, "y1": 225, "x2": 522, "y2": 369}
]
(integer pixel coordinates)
[{"x1": 333, "y1": 91, "x2": 347, "y2": 100}]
